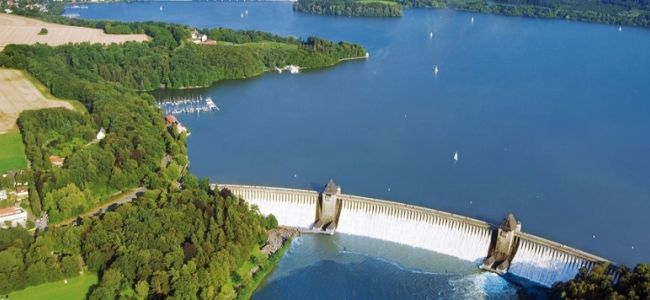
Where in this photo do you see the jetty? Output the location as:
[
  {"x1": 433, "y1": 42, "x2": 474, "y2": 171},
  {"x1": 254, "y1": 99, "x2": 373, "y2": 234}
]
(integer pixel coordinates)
[{"x1": 157, "y1": 96, "x2": 219, "y2": 115}]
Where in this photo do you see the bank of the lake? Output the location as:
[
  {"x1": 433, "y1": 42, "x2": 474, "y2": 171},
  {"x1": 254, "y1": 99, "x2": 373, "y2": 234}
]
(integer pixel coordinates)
[
  {"x1": 75, "y1": 2, "x2": 650, "y2": 298},
  {"x1": 238, "y1": 228, "x2": 297, "y2": 299},
  {"x1": 293, "y1": 0, "x2": 650, "y2": 28}
]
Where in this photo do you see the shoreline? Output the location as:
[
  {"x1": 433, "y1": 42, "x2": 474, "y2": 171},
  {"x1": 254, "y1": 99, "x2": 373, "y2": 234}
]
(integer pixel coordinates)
[
  {"x1": 292, "y1": 0, "x2": 650, "y2": 29},
  {"x1": 237, "y1": 227, "x2": 298, "y2": 299}
]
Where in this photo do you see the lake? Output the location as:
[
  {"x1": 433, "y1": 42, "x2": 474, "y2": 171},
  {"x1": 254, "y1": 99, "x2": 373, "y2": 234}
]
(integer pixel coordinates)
[{"x1": 70, "y1": 1, "x2": 650, "y2": 297}]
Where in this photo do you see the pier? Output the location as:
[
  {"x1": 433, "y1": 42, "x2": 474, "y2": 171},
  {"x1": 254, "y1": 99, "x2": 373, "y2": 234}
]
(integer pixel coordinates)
[
  {"x1": 157, "y1": 95, "x2": 219, "y2": 115},
  {"x1": 214, "y1": 181, "x2": 618, "y2": 287}
]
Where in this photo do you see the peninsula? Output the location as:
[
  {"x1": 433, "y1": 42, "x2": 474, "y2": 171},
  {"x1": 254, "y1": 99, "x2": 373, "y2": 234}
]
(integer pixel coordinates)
[
  {"x1": 294, "y1": 0, "x2": 650, "y2": 28},
  {"x1": 0, "y1": 9, "x2": 365, "y2": 298}
]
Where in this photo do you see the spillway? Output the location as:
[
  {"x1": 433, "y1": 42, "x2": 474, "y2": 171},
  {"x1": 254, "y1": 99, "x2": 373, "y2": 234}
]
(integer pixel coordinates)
[
  {"x1": 507, "y1": 233, "x2": 617, "y2": 287},
  {"x1": 223, "y1": 185, "x2": 318, "y2": 229},
  {"x1": 336, "y1": 195, "x2": 492, "y2": 263},
  {"x1": 215, "y1": 183, "x2": 617, "y2": 288}
]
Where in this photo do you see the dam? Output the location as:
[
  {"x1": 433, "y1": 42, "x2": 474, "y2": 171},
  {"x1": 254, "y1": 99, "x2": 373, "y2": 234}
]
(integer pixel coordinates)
[{"x1": 215, "y1": 181, "x2": 618, "y2": 287}]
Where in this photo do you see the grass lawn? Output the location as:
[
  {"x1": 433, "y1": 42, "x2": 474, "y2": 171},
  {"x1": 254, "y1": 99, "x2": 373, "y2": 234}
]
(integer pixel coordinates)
[
  {"x1": 9, "y1": 273, "x2": 98, "y2": 300},
  {"x1": 0, "y1": 131, "x2": 27, "y2": 173}
]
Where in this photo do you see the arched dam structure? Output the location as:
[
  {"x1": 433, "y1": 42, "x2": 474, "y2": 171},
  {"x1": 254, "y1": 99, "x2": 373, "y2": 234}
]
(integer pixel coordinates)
[{"x1": 214, "y1": 181, "x2": 619, "y2": 287}]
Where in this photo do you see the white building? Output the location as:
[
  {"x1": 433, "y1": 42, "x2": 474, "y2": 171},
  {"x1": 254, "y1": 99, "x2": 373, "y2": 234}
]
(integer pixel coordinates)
[
  {"x1": 0, "y1": 207, "x2": 27, "y2": 228},
  {"x1": 96, "y1": 128, "x2": 106, "y2": 140}
]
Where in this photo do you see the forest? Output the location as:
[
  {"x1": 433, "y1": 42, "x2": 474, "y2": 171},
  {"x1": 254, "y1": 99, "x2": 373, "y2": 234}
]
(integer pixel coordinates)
[
  {"x1": 0, "y1": 17, "x2": 364, "y2": 297},
  {"x1": 0, "y1": 22, "x2": 365, "y2": 223},
  {"x1": 293, "y1": 0, "x2": 403, "y2": 17},
  {"x1": 0, "y1": 183, "x2": 278, "y2": 298},
  {"x1": 552, "y1": 262, "x2": 649, "y2": 299},
  {"x1": 294, "y1": 0, "x2": 650, "y2": 27}
]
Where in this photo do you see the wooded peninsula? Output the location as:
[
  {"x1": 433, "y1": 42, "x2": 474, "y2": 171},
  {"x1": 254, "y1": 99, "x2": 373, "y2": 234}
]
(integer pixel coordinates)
[
  {"x1": 293, "y1": 0, "x2": 650, "y2": 28},
  {"x1": 0, "y1": 10, "x2": 365, "y2": 298}
]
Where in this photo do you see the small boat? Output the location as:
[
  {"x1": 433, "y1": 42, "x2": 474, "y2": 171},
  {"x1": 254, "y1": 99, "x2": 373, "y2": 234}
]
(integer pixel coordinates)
[
  {"x1": 618, "y1": 26, "x2": 622, "y2": 32},
  {"x1": 434, "y1": 65, "x2": 439, "y2": 76},
  {"x1": 471, "y1": 17, "x2": 475, "y2": 24},
  {"x1": 288, "y1": 65, "x2": 300, "y2": 74},
  {"x1": 245, "y1": 9, "x2": 249, "y2": 15},
  {"x1": 429, "y1": 32, "x2": 433, "y2": 38},
  {"x1": 453, "y1": 151, "x2": 459, "y2": 161},
  {"x1": 159, "y1": 5, "x2": 163, "y2": 11},
  {"x1": 365, "y1": 52, "x2": 369, "y2": 58},
  {"x1": 241, "y1": 13, "x2": 244, "y2": 18}
]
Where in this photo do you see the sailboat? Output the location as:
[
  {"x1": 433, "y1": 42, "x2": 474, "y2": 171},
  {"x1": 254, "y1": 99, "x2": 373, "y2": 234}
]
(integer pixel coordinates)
[
  {"x1": 434, "y1": 65, "x2": 439, "y2": 76},
  {"x1": 618, "y1": 26, "x2": 622, "y2": 32},
  {"x1": 159, "y1": 5, "x2": 163, "y2": 11},
  {"x1": 471, "y1": 17, "x2": 474, "y2": 24},
  {"x1": 453, "y1": 151, "x2": 459, "y2": 161},
  {"x1": 245, "y1": 10, "x2": 249, "y2": 15},
  {"x1": 429, "y1": 31, "x2": 433, "y2": 38},
  {"x1": 241, "y1": 12, "x2": 244, "y2": 18}
]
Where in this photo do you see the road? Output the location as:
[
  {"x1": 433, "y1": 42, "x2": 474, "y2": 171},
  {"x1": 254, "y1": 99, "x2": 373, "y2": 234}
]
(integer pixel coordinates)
[{"x1": 56, "y1": 187, "x2": 146, "y2": 227}]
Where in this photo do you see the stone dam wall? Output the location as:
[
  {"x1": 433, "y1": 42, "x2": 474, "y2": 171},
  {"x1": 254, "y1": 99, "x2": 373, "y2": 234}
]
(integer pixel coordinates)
[{"x1": 215, "y1": 183, "x2": 616, "y2": 287}]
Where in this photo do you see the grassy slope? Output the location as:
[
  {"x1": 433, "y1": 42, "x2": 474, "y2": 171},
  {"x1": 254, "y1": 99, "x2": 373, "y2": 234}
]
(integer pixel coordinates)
[
  {"x1": 0, "y1": 131, "x2": 27, "y2": 173},
  {"x1": 9, "y1": 273, "x2": 98, "y2": 300}
]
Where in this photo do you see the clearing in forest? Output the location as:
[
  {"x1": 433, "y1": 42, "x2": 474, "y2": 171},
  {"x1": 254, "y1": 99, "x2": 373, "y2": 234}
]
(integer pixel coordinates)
[
  {"x1": 0, "y1": 69, "x2": 74, "y2": 134},
  {"x1": 0, "y1": 13, "x2": 149, "y2": 50}
]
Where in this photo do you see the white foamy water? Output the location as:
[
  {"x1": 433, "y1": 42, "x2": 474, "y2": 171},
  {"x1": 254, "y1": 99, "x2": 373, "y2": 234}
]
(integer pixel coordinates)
[
  {"x1": 228, "y1": 186, "x2": 318, "y2": 228},
  {"x1": 508, "y1": 239, "x2": 592, "y2": 287},
  {"x1": 336, "y1": 196, "x2": 492, "y2": 263}
]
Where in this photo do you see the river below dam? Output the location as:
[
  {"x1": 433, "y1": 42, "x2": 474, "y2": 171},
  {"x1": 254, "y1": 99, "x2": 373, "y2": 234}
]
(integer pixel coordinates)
[{"x1": 70, "y1": 1, "x2": 650, "y2": 298}]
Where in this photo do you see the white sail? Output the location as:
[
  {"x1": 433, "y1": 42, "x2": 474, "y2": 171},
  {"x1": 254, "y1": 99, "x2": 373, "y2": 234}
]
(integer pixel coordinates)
[
  {"x1": 453, "y1": 151, "x2": 459, "y2": 161},
  {"x1": 434, "y1": 65, "x2": 439, "y2": 76}
]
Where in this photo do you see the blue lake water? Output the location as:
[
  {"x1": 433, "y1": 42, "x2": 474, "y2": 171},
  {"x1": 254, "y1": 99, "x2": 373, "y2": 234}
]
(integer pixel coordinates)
[{"x1": 71, "y1": 1, "x2": 650, "y2": 297}]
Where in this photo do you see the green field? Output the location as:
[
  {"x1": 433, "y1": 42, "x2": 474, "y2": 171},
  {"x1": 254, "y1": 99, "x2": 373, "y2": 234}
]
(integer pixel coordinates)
[
  {"x1": 9, "y1": 273, "x2": 97, "y2": 300},
  {"x1": 0, "y1": 132, "x2": 27, "y2": 173}
]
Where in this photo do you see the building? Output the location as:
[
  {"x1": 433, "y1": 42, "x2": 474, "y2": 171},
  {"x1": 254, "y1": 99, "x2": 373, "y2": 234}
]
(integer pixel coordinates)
[
  {"x1": 166, "y1": 114, "x2": 178, "y2": 126},
  {"x1": 96, "y1": 128, "x2": 106, "y2": 140},
  {"x1": 14, "y1": 186, "x2": 28, "y2": 200},
  {"x1": 49, "y1": 155, "x2": 65, "y2": 167},
  {"x1": 0, "y1": 190, "x2": 7, "y2": 201},
  {"x1": 191, "y1": 31, "x2": 209, "y2": 44},
  {"x1": 0, "y1": 207, "x2": 27, "y2": 228},
  {"x1": 166, "y1": 114, "x2": 188, "y2": 135}
]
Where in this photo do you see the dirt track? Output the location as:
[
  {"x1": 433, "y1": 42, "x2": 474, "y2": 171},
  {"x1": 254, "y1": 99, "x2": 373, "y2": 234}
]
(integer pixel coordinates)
[
  {"x1": 0, "y1": 69, "x2": 74, "y2": 133},
  {"x1": 0, "y1": 13, "x2": 149, "y2": 50}
]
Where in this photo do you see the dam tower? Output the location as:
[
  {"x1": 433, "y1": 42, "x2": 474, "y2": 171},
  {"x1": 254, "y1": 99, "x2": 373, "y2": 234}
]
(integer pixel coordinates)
[
  {"x1": 313, "y1": 179, "x2": 342, "y2": 233},
  {"x1": 481, "y1": 213, "x2": 521, "y2": 274}
]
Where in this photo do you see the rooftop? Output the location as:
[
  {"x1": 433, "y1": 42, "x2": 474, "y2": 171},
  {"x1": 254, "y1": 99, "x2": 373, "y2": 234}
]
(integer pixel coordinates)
[
  {"x1": 502, "y1": 213, "x2": 518, "y2": 231},
  {"x1": 324, "y1": 179, "x2": 338, "y2": 195},
  {"x1": 0, "y1": 207, "x2": 23, "y2": 216}
]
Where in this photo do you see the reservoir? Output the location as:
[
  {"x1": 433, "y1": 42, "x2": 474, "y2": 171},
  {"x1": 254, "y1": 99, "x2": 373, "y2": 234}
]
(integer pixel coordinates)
[{"x1": 70, "y1": 2, "x2": 650, "y2": 297}]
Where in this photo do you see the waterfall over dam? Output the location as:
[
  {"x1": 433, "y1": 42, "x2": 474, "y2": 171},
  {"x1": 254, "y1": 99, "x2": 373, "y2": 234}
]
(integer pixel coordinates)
[
  {"x1": 336, "y1": 195, "x2": 492, "y2": 263},
  {"x1": 226, "y1": 185, "x2": 318, "y2": 229},
  {"x1": 507, "y1": 233, "x2": 619, "y2": 287},
  {"x1": 215, "y1": 182, "x2": 617, "y2": 287}
]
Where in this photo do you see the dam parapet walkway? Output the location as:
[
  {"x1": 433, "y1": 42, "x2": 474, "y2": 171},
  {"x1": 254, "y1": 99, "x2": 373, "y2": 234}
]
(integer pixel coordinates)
[{"x1": 213, "y1": 181, "x2": 617, "y2": 287}]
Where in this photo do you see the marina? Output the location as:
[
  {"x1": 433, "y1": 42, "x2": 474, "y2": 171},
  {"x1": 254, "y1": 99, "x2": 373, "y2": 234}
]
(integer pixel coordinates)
[{"x1": 156, "y1": 96, "x2": 219, "y2": 115}]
